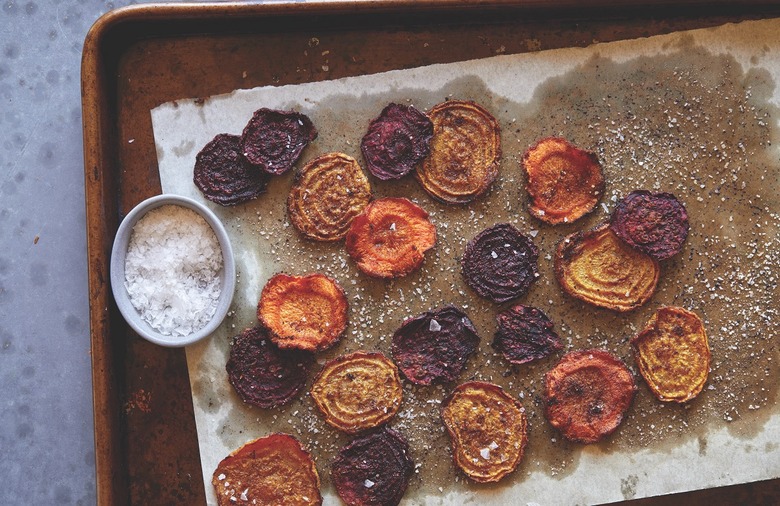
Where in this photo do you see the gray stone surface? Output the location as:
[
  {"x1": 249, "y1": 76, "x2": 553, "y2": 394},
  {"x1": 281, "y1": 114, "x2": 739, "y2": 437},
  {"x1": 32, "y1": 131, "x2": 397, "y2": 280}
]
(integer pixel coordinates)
[{"x1": 0, "y1": 1, "x2": 166, "y2": 504}]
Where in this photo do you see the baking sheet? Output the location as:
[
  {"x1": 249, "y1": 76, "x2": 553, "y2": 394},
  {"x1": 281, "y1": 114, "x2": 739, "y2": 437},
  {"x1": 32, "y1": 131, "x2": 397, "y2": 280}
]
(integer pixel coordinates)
[{"x1": 152, "y1": 18, "x2": 780, "y2": 505}]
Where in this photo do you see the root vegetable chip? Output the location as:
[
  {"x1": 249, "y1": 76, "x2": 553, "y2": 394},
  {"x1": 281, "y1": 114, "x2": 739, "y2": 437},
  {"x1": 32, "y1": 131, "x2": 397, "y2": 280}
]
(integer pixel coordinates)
[
  {"x1": 345, "y1": 197, "x2": 436, "y2": 279},
  {"x1": 555, "y1": 223, "x2": 660, "y2": 312},
  {"x1": 361, "y1": 103, "x2": 433, "y2": 180},
  {"x1": 391, "y1": 305, "x2": 480, "y2": 385},
  {"x1": 288, "y1": 152, "x2": 372, "y2": 241},
  {"x1": 212, "y1": 433, "x2": 322, "y2": 506},
  {"x1": 257, "y1": 273, "x2": 347, "y2": 352},
  {"x1": 493, "y1": 304, "x2": 563, "y2": 365},
  {"x1": 311, "y1": 351, "x2": 402, "y2": 433},
  {"x1": 544, "y1": 349, "x2": 636, "y2": 444},
  {"x1": 226, "y1": 326, "x2": 313, "y2": 409},
  {"x1": 610, "y1": 190, "x2": 690, "y2": 261},
  {"x1": 441, "y1": 381, "x2": 528, "y2": 483},
  {"x1": 331, "y1": 427, "x2": 414, "y2": 506},
  {"x1": 193, "y1": 133, "x2": 270, "y2": 206},
  {"x1": 522, "y1": 137, "x2": 605, "y2": 224},
  {"x1": 240, "y1": 108, "x2": 317, "y2": 175},
  {"x1": 631, "y1": 306, "x2": 710, "y2": 403},
  {"x1": 461, "y1": 223, "x2": 539, "y2": 303},
  {"x1": 416, "y1": 100, "x2": 501, "y2": 204}
]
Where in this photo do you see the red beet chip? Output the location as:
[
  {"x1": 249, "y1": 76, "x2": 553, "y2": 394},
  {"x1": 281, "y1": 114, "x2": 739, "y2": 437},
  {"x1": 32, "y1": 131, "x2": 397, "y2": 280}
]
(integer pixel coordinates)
[
  {"x1": 493, "y1": 304, "x2": 563, "y2": 365},
  {"x1": 226, "y1": 326, "x2": 313, "y2": 409},
  {"x1": 331, "y1": 427, "x2": 414, "y2": 506},
  {"x1": 461, "y1": 223, "x2": 539, "y2": 303},
  {"x1": 193, "y1": 134, "x2": 271, "y2": 206},
  {"x1": 391, "y1": 306, "x2": 480, "y2": 385},
  {"x1": 610, "y1": 190, "x2": 689, "y2": 261},
  {"x1": 240, "y1": 108, "x2": 317, "y2": 175},
  {"x1": 360, "y1": 103, "x2": 434, "y2": 180}
]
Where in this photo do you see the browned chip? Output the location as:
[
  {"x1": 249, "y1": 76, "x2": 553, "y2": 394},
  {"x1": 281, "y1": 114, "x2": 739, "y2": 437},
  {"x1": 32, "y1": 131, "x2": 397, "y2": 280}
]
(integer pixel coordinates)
[
  {"x1": 522, "y1": 137, "x2": 605, "y2": 224},
  {"x1": 226, "y1": 326, "x2": 312, "y2": 409},
  {"x1": 391, "y1": 305, "x2": 480, "y2": 386},
  {"x1": 311, "y1": 351, "x2": 403, "y2": 433},
  {"x1": 555, "y1": 223, "x2": 660, "y2": 312},
  {"x1": 441, "y1": 381, "x2": 528, "y2": 483},
  {"x1": 610, "y1": 190, "x2": 690, "y2": 261},
  {"x1": 193, "y1": 133, "x2": 270, "y2": 206},
  {"x1": 240, "y1": 108, "x2": 317, "y2": 175},
  {"x1": 288, "y1": 152, "x2": 372, "y2": 241},
  {"x1": 493, "y1": 304, "x2": 563, "y2": 365},
  {"x1": 461, "y1": 223, "x2": 539, "y2": 303},
  {"x1": 212, "y1": 433, "x2": 322, "y2": 506},
  {"x1": 361, "y1": 102, "x2": 434, "y2": 180},
  {"x1": 331, "y1": 427, "x2": 414, "y2": 506},
  {"x1": 544, "y1": 350, "x2": 636, "y2": 444},
  {"x1": 257, "y1": 273, "x2": 348, "y2": 352},
  {"x1": 631, "y1": 306, "x2": 710, "y2": 403},
  {"x1": 416, "y1": 100, "x2": 501, "y2": 204},
  {"x1": 345, "y1": 197, "x2": 436, "y2": 279}
]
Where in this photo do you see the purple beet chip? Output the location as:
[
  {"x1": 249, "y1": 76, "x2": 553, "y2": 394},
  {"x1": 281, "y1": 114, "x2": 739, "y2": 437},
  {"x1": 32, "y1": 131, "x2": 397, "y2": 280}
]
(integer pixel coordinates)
[
  {"x1": 610, "y1": 190, "x2": 689, "y2": 261},
  {"x1": 331, "y1": 427, "x2": 414, "y2": 506},
  {"x1": 493, "y1": 304, "x2": 563, "y2": 365},
  {"x1": 391, "y1": 305, "x2": 480, "y2": 386},
  {"x1": 461, "y1": 223, "x2": 539, "y2": 303},
  {"x1": 193, "y1": 133, "x2": 270, "y2": 206},
  {"x1": 360, "y1": 103, "x2": 434, "y2": 180},
  {"x1": 240, "y1": 108, "x2": 317, "y2": 175},
  {"x1": 226, "y1": 326, "x2": 313, "y2": 409}
]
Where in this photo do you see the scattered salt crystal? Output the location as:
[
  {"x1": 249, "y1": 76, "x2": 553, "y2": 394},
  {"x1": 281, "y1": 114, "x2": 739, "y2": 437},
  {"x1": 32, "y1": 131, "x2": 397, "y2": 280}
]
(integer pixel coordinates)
[
  {"x1": 390, "y1": 222, "x2": 397, "y2": 231},
  {"x1": 364, "y1": 479, "x2": 375, "y2": 488},
  {"x1": 491, "y1": 251, "x2": 498, "y2": 259},
  {"x1": 429, "y1": 319, "x2": 441, "y2": 332},
  {"x1": 240, "y1": 489, "x2": 249, "y2": 501},
  {"x1": 480, "y1": 447, "x2": 491, "y2": 459},
  {"x1": 217, "y1": 474, "x2": 226, "y2": 481},
  {"x1": 529, "y1": 230, "x2": 539, "y2": 237},
  {"x1": 124, "y1": 205, "x2": 222, "y2": 337}
]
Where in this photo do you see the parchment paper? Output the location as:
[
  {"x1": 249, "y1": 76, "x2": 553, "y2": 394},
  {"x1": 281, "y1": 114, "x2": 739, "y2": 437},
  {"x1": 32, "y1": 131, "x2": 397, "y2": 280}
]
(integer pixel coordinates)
[{"x1": 152, "y1": 19, "x2": 780, "y2": 505}]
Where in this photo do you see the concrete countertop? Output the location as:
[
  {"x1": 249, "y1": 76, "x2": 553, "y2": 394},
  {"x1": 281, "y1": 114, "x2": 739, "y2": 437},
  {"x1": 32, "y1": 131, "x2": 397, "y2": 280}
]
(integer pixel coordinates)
[{"x1": 0, "y1": 1, "x2": 171, "y2": 503}]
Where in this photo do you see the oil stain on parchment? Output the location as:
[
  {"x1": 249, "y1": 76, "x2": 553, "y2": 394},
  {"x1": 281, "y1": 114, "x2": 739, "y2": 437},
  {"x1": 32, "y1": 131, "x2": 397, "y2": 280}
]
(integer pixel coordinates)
[{"x1": 204, "y1": 35, "x2": 779, "y2": 501}]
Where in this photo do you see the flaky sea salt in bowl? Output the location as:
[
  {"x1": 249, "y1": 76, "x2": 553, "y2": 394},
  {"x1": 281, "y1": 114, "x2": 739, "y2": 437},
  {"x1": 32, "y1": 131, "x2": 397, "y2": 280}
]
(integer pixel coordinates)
[{"x1": 110, "y1": 194, "x2": 236, "y2": 347}]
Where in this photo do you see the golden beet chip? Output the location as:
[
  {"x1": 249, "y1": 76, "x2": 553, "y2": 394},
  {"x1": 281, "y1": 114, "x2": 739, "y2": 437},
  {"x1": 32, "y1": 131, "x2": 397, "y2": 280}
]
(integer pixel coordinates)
[
  {"x1": 345, "y1": 197, "x2": 436, "y2": 278},
  {"x1": 257, "y1": 273, "x2": 347, "y2": 352},
  {"x1": 288, "y1": 152, "x2": 372, "y2": 241},
  {"x1": 441, "y1": 381, "x2": 528, "y2": 483},
  {"x1": 212, "y1": 433, "x2": 322, "y2": 506},
  {"x1": 544, "y1": 350, "x2": 636, "y2": 444},
  {"x1": 416, "y1": 100, "x2": 501, "y2": 204},
  {"x1": 632, "y1": 306, "x2": 710, "y2": 403},
  {"x1": 555, "y1": 223, "x2": 660, "y2": 312},
  {"x1": 311, "y1": 351, "x2": 402, "y2": 433},
  {"x1": 523, "y1": 137, "x2": 605, "y2": 224}
]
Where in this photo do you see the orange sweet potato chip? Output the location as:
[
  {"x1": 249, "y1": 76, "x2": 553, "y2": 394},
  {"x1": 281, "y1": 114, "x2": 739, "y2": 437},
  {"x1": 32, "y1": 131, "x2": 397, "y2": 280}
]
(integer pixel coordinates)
[
  {"x1": 212, "y1": 433, "x2": 322, "y2": 506},
  {"x1": 345, "y1": 197, "x2": 436, "y2": 278},
  {"x1": 544, "y1": 350, "x2": 636, "y2": 444},
  {"x1": 416, "y1": 100, "x2": 501, "y2": 204},
  {"x1": 257, "y1": 273, "x2": 347, "y2": 352},
  {"x1": 287, "y1": 152, "x2": 372, "y2": 241},
  {"x1": 555, "y1": 223, "x2": 660, "y2": 312},
  {"x1": 522, "y1": 137, "x2": 605, "y2": 224},
  {"x1": 441, "y1": 381, "x2": 528, "y2": 483},
  {"x1": 631, "y1": 306, "x2": 711, "y2": 403},
  {"x1": 311, "y1": 351, "x2": 403, "y2": 433}
]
